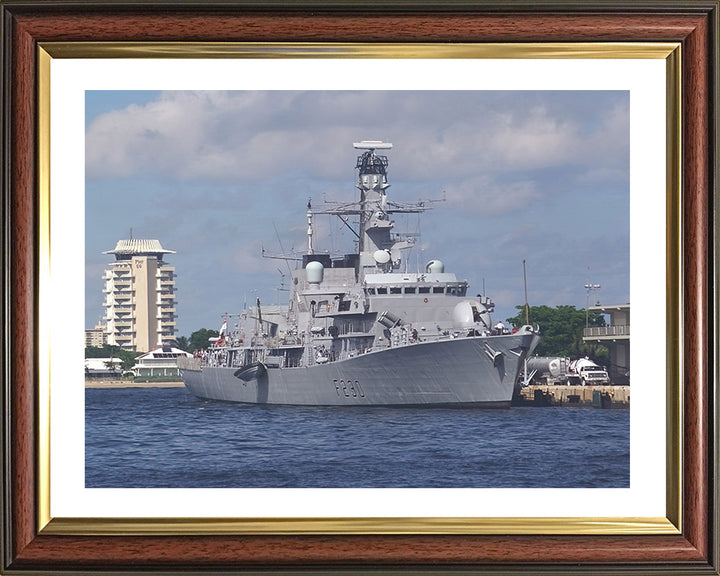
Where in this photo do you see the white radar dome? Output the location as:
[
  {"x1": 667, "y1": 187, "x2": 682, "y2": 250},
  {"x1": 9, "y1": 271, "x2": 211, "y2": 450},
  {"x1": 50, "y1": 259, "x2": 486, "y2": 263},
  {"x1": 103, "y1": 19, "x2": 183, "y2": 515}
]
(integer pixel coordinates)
[
  {"x1": 426, "y1": 259, "x2": 445, "y2": 274},
  {"x1": 306, "y1": 260, "x2": 324, "y2": 284},
  {"x1": 452, "y1": 301, "x2": 475, "y2": 330},
  {"x1": 373, "y1": 249, "x2": 391, "y2": 264}
]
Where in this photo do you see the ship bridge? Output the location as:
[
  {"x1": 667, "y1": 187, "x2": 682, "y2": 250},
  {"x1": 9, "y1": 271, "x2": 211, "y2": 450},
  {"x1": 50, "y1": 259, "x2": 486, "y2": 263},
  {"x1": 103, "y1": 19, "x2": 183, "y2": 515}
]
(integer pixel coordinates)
[{"x1": 364, "y1": 273, "x2": 468, "y2": 297}]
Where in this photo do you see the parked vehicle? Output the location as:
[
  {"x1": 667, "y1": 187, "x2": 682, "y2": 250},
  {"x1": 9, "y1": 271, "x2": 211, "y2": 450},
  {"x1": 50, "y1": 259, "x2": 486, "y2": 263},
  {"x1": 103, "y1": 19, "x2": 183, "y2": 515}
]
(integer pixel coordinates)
[{"x1": 567, "y1": 357, "x2": 611, "y2": 385}]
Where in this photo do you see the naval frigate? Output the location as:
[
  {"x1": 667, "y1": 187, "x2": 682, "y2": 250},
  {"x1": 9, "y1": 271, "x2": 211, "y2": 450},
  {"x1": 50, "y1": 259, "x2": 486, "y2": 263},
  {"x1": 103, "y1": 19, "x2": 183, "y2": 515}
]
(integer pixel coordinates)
[{"x1": 179, "y1": 141, "x2": 540, "y2": 406}]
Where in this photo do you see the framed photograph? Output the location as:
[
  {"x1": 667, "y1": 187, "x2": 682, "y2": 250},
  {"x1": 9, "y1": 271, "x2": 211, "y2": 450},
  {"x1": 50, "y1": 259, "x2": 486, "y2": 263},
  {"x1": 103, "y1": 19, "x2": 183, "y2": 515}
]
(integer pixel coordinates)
[{"x1": 2, "y1": 1, "x2": 717, "y2": 574}]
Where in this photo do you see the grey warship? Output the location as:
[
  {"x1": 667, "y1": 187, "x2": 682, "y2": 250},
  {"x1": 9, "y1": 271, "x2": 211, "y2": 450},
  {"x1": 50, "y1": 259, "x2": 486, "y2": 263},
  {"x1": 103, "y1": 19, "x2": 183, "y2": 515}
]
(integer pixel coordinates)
[{"x1": 179, "y1": 141, "x2": 540, "y2": 406}]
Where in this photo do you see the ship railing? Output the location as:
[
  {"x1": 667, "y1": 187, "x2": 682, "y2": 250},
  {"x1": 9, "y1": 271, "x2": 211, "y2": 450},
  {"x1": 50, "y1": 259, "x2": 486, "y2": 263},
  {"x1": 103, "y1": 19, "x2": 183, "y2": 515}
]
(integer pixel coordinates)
[
  {"x1": 582, "y1": 325, "x2": 630, "y2": 338},
  {"x1": 177, "y1": 357, "x2": 202, "y2": 371},
  {"x1": 339, "y1": 320, "x2": 375, "y2": 335},
  {"x1": 393, "y1": 329, "x2": 482, "y2": 346},
  {"x1": 392, "y1": 332, "x2": 409, "y2": 347},
  {"x1": 192, "y1": 348, "x2": 232, "y2": 368}
]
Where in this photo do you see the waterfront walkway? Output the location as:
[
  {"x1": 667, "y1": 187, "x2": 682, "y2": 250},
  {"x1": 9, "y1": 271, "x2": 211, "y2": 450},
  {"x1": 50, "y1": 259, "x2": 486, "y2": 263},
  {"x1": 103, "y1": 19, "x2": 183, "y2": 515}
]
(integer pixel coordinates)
[{"x1": 85, "y1": 379, "x2": 184, "y2": 389}]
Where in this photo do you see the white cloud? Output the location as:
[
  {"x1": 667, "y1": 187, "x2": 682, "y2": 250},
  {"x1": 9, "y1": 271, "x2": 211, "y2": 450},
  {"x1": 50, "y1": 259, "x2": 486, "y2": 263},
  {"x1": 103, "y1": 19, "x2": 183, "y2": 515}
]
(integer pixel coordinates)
[
  {"x1": 85, "y1": 91, "x2": 630, "y2": 333},
  {"x1": 444, "y1": 176, "x2": 539, "y2": 214},
  {"x1": 391, "y1": 100, "x2": 628, "y2": 181},
  {"x1": 229, "y1": 241, "x2": 277, "y2": 275},
  {"x1": 86, "y1": 91, "x2": 629, "y2": 187}
]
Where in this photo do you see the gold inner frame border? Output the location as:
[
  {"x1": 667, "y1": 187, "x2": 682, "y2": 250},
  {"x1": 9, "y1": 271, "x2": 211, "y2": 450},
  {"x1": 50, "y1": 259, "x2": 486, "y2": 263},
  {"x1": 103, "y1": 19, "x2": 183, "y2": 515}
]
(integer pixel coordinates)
[{"x1": 36, "y1": 41, "x2": 682, "y2": 537}]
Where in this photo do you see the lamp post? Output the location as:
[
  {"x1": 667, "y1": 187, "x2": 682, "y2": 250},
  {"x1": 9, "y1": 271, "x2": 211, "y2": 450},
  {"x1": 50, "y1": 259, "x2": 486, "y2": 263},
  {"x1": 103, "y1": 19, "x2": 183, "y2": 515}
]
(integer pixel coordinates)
[{"x1": 584, "y1": 283, "x2": 601, "y2": 328}]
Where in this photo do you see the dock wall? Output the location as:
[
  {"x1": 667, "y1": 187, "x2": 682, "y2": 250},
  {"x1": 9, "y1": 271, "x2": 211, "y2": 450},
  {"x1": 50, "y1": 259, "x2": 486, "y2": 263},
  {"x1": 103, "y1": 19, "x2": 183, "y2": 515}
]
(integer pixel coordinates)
[
  {"x1": 85, "y1": 379, "x2": 630, "y2": 408},
  {"x1": 514, "y1": 384, "x2": 630, "y2": 408}
]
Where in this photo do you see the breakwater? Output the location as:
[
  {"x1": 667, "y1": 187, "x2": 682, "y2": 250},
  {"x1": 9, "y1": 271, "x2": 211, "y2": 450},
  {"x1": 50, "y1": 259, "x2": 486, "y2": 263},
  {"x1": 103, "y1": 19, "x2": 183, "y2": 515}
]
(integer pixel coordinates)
[{"x1": 514, "y1": 385, "x2": 630, "y2": 408}]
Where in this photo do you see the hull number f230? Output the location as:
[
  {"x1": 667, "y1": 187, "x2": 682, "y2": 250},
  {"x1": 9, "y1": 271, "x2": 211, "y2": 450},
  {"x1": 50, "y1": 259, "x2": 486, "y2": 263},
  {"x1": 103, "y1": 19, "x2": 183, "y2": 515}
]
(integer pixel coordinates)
[{"x1": 333, "y1": 379, "x2": 365, "y2": 398}]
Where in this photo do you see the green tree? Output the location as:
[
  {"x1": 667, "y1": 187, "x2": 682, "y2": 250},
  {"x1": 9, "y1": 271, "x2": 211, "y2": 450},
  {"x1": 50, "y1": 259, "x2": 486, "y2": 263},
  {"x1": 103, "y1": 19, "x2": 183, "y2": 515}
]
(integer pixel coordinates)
[
  {"x1": 115, "y1": 348, "x2": 141, "y2": 371},
  {"x1": 103, "y1": 359, "x2": 121, "y2": 374},
  {"x1": 506, "y1": 304, "x2": 609, "y2": 363},
  {"x1": 85, "y1": 345, "x2": 108, "y2": 358},
  {"x1": 85, "y1": 345, "x2": 140, "y2": 371},
  {"x1": 173, "y1": 336, "x2": 190, "y2": 351},
  {"x1": 188, "y1": 328, "x2": 219, "y2": 352}
]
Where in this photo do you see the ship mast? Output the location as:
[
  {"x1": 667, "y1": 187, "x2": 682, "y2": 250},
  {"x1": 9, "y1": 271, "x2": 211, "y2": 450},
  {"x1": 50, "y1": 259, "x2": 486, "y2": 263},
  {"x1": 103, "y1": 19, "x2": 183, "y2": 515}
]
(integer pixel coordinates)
[
  {"x1": 306, "y1": 198, "x2": 314, "y2": 255},
  {"x1": 354, "y1": 141, "x2": 392, "y2": 255},
  {"x1": 310, "y1": 141, "x2": 440, "y2": 276}
]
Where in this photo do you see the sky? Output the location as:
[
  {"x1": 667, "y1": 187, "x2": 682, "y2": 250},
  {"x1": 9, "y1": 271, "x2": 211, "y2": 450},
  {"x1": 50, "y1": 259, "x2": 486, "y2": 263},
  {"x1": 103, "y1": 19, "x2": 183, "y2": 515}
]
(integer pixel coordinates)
[{"x1": 85, "y1": 90, "x2": 629, "y2": 337}]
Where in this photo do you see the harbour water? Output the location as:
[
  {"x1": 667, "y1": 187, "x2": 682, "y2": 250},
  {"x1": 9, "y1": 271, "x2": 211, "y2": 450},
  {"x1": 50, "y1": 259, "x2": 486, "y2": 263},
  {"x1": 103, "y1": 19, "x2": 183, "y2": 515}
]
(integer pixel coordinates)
[{"x1": 86, "y1": 387, "x2": 629, "y2": 488}]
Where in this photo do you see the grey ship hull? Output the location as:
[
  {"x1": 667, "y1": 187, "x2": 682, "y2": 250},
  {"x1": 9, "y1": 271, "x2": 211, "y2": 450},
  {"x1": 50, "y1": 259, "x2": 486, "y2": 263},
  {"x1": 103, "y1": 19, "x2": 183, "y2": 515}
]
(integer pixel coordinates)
[{"x1": 180, "y1": 332, "x2": 535, "y2": 407}]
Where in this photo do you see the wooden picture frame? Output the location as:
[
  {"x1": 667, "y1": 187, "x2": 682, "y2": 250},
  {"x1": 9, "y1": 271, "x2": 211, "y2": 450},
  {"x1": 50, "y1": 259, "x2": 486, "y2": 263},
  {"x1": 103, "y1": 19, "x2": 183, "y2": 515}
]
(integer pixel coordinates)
[{"x1": 1, "y1": 1, "x2": 717, "y2": 573}]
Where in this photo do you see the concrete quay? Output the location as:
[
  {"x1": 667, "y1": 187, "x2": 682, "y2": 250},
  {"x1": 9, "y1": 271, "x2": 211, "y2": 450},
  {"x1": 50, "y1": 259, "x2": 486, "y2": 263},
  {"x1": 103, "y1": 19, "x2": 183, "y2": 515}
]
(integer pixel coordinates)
[
  {"x1": 85, "y1": 380, "x2": 629, "y2": 408},
  {"x1": 85, "y1": 379, "x2": 184, "y2": 389},
  {"x1": 514, "y1": 384, "x2": 630, "y2": 408}
]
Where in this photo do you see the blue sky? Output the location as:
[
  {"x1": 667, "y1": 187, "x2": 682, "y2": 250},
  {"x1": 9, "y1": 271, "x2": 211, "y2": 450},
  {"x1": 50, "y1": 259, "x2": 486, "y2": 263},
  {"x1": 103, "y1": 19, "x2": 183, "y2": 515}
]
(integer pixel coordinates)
[{"x1": 85, "y1": 90, "x2": 629, "y2": 337}]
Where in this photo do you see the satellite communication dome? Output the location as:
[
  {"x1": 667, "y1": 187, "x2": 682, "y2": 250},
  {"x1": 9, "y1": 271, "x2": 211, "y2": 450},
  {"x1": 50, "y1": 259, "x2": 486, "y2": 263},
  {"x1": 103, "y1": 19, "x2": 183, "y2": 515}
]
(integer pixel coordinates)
[
  {"x1": 373, "y1": 250, "x2": 391, "y2": 264},
  {"x1": 306, "y1": 260, "x2": 324, "y2": 284},
  {"x1": 452, "y1": 301, "x2": 475, "y2": 330},
  {"x1": 426, "y1": 259, "x2": 445, "y2": 274}
]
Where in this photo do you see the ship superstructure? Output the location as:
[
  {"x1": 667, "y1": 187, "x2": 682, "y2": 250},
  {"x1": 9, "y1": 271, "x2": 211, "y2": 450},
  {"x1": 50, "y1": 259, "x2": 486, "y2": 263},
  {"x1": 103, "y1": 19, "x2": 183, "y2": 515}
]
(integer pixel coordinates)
[{"x1": 180, "y1": 141, "x2": 540, "y2": 406}]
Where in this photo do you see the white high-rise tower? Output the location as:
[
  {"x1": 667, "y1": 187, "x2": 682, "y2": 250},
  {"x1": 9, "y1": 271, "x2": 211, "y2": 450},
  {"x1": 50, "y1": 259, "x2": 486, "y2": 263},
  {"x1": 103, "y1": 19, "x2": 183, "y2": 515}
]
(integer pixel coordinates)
[{"x1": 102, "y1": 238, "x2": 177, "y2": 352}]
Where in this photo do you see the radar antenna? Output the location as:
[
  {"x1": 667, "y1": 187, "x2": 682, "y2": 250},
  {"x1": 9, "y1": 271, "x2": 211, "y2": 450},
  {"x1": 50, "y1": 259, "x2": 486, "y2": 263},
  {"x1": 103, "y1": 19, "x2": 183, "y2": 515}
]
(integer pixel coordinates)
[{"x1": 353, "y1": 140, "x2": 393, "y2": 150}]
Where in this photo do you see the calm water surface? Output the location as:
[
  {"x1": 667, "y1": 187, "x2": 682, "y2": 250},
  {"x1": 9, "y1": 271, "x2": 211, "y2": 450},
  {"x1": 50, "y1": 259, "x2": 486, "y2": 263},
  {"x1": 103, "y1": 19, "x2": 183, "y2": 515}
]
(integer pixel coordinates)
[{"x1": 86, "y1": 387, "x2": 629, "y2": 488}]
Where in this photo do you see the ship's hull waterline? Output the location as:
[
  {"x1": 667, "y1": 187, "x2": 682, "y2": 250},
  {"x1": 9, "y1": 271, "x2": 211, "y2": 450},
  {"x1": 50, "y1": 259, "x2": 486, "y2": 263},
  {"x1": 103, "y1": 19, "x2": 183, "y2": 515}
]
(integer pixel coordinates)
[{"x1": 179, "y1": 331, "x2": 536, "y2": 407}]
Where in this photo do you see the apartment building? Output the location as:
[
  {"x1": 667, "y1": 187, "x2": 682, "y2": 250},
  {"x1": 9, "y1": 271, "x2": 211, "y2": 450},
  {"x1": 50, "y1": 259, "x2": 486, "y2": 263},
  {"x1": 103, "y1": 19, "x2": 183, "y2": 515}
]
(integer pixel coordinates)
[
  {"x1": 103, "y1": 238, "x2": 177, "y2": 352},
  {"x1": 85, "y1": 321, "x2": 107, "y2": 348}
]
